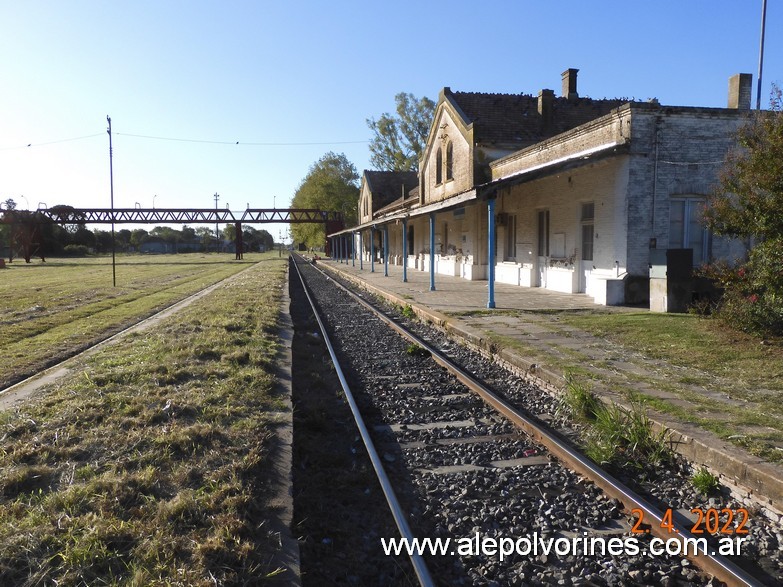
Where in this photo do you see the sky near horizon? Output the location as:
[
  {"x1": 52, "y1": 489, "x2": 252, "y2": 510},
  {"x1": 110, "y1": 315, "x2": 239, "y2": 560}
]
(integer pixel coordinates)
[{"x1": 1, "y1": 1, "x2": 781, "y2": 238}]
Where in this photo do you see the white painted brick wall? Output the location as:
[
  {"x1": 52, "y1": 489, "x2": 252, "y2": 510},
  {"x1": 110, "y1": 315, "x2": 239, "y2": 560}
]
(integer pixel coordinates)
[{"x1": 396, "y1": 102, "x2": 750, "y2": 304}]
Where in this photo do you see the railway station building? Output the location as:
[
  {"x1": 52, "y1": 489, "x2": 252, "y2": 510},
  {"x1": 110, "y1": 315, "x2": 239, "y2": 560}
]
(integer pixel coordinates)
[{"x1": 336, "y1": 69, "x2": 753, "y2": 308}]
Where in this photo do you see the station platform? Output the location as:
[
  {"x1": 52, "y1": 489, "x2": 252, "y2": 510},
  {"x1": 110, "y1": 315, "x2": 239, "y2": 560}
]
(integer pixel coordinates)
[
  {"x1": 321, "y1": 257, "x2": 613, "y2": 313},
  {"x1": 317, "y1": 256, "x2": 783, "y2": 513}
]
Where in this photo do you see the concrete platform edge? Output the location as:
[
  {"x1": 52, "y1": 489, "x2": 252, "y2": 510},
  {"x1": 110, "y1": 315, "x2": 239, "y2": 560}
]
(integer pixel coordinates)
[
  {"x1": 266, "y1": 264, "x2": 302, "y2": 585},
  {"x1": 322, "y1": 261, "x2": 783, "y2": 518}
]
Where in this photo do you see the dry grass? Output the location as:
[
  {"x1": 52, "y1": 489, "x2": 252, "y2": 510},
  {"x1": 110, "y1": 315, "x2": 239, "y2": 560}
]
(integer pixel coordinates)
[
  {"x1": 0, "y1": 254, "x2": 261, "y2": 389},
  {"x1": 0, "y1": 256, "x2": 289, "y2": 585},
  {"x1": 558, "y1": 311, "x2": 783, "y2": 394}
]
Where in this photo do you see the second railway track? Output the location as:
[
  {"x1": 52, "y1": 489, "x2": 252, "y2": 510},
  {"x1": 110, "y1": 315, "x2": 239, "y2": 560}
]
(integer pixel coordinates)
[{"x1": 291, "y1": 254, "x2": 779, "y2": 586}]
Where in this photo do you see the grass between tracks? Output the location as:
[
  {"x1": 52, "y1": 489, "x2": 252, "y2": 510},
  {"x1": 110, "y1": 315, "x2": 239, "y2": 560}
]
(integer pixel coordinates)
[
  {"x1": 0, "y1": 256, "x2": 289, "y2": 585},
  {"x1": 0, "y1": 253, "x2": 264, "y2": 390}
]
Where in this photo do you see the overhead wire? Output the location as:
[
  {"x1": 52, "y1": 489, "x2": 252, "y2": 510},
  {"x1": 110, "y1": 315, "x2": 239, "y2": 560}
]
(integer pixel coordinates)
[
  {"x1": 116, "y1": 132, "x2": 369, "y2": 146},
  {"x1": 1, "y1": 131, "x2": 369, "y2": 151},
  {"x1": 0, "y1": 133, "x2": 105, "y2": 151}
]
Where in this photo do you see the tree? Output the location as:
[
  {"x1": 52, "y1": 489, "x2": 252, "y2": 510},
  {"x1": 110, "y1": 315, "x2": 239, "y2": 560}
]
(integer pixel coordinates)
[
  {"x1": 702, "y1": 85, "x2": 783, "y2": 335},
  {"x1": 117, "y1": 229, "x2": 132, "y2": 251},
  {"x1": 130, "y1": 229, "x2": 149, "y2": 250},
  {"x1": 242, "y1": 227, "x2": 274, "y2": 252},
  {"x1": 71, "y1": 226, "x2": 96, "y2": 249},
  {"x1": 222, "y1": 224, "x2": 236, "y2": 243},
  {"x1": 150, "y1": 226, "x2": 180, "y2": 243},
  {"x1": 181, "y1": 225, "x2": 197, "y2": 242},
  {"x1": 0, "y1": 199, "x2": 13, "y2": 252},
  {"x1": 195, "y1": 226, "x2": 214, "y2": 250},
  {"x1": 290, "y1": 152, "x2": 360, "y2": 249},
  {"x1": 367, "y1": 92, "x2": 435, "y2": 172},
  {"x1": 93, "y1": 230, "x2": 114, "y2": 253},
  {"x1": 257, "y1": 228, "x2": 274, "y2": 251}
]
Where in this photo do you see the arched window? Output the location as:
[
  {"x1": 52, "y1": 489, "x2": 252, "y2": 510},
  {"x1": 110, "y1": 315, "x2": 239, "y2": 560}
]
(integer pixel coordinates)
[
  {"x1": 445, "y1": 141, "x2": 453, "y2": 181},
  {"x1": 435, "y1": 147, "x2": 443, "y2": 185}
]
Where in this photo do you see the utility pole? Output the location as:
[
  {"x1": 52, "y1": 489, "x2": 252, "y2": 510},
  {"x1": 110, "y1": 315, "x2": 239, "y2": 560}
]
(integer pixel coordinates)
[
  {"x1": 107, "y1": 115, "x2": 116, "y2": 287},
  {"x1": 756, "y1": 0, "x2": 768, "y2": 110},
  {"x1": 214, "y1": 192, "x2": 220, "y2": 253}
]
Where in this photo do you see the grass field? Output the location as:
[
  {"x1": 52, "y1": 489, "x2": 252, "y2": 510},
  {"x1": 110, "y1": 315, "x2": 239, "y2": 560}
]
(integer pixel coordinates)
[
  {"x1": 0, "y1": 254, "x2": 265, "y2": 390},
  {"x1": 0, "y1": 254, "x2": 289, "y2": 585}
]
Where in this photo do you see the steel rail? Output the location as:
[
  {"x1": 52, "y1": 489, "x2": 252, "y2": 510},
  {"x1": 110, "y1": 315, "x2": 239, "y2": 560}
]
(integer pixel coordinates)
[
  {"x1": 290, "y1": 256, "x2": 435, "y2": 587},
  {"x1": 303, "y1": 255, "x2": 763, "y2": 587}
]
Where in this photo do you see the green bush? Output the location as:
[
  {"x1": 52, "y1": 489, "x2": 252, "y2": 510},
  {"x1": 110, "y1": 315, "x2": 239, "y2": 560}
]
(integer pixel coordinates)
[
  {"x1": 63, "y1": 244, "x2": 90, "y2": 256},
  {"x1": 701, "y1": 245, "x2": 783, "y2": 337},
  {"x1": 702, "y1": 86, "x2": 783, "y2": 337}
]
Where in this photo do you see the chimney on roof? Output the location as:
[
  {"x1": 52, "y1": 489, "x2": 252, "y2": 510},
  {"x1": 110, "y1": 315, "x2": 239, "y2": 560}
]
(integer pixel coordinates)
[
  {"x1": 538, "y1": 89, "x2": 554, "y2": 131},
  {"x1": 728, "y1": 73, "x2": 752, "y2": 110},
  {"x1": 561, "y1": 68, "x2": 579, "y2": 101}
]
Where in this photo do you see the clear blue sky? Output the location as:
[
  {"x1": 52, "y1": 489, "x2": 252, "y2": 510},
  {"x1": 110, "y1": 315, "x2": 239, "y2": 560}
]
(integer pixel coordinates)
[{"x1": 1, "y1": 0, "x2": 780, "y2": 238}]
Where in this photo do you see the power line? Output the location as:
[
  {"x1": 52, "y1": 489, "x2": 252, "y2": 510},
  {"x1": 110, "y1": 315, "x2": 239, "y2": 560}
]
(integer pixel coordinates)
[
  {"x1": 0, "y1": 133, "x2": 104, "y2": 151},
  {"x1": 116, "y1": 132, "x2": 369, "y2": 146},
  {"x1": 1, "y1": 131, "x2": 368, "y2": 151}
]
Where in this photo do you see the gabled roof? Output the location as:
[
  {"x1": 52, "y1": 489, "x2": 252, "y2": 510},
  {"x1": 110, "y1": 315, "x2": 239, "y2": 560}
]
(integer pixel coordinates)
[
  {"x1": 363, "y1": 170, "x2": 419, "y2": 212},
  {"x1": 447, "y1": 89, "x2": 628, "y2": 149}
]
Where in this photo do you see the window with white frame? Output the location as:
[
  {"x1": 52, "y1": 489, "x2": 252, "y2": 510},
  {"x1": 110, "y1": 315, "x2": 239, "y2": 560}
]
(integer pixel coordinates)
[
  {"x1": 669, "y1": 198, "x2": 709, "y2": 264},
  {"x1": 537, "y1": 210, "x2": 549, "y2": 257},
  {"x1": 581, "y1": 202, "x2": 594, "y2": 261}
]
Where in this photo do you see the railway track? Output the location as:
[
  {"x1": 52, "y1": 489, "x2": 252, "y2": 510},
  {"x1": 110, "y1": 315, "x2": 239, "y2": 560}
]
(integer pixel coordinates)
[{"x1": 291, "y1": 254, "x2": 773, "y2": 586}]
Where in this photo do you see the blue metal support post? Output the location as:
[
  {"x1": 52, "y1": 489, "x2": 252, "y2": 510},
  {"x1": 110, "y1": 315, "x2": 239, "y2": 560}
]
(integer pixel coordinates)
[
  {"x1": 370, "y1": 228, "x2": 375, "y2": 273},
  {"x1": 351, "y1": 231, "x2": 355, "y2": 267},
  {"x1": 429, "y1": 213, "x2": 436, "y2": 291},
  {"x1": 487, "y1": 197, "x2": 496, "y2": 309},
  {"x1": 383, "y1": 225, "x2": 389, "y2": 277},
  {"x1": 402, "y1": 218, "x2": 408, "y2": 283},
  {"x1": 359, "y1": 230, "x2": 363, "y2": 270}
]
